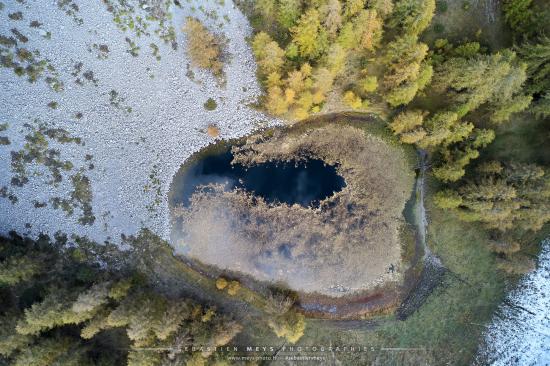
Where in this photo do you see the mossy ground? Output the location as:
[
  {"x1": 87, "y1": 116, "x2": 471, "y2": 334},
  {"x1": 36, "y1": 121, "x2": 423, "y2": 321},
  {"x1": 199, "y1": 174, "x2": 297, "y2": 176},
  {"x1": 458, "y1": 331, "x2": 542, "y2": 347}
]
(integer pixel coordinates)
[
  {"x1": 422, "y1": 0, "x2": 512, "y2": 50},
  {"x1": 289, "y1": 197, "x2": 506, "y2": 365}
]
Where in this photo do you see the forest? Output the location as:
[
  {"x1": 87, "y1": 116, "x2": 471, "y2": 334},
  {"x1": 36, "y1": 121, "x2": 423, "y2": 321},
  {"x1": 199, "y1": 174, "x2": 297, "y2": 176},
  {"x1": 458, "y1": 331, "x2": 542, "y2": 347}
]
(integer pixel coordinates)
[{"x1": 242, "y1": 0, "x2": 550, "y2": 272}]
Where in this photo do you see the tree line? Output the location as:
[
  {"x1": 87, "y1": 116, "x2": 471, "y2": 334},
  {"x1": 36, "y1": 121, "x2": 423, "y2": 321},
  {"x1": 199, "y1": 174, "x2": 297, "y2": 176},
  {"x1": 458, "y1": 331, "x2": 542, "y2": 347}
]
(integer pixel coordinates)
[
  {"x1": 0, "y1": 231, "x2": 305, "y2": 365},
  {"x1": 249, "y1": 0, "x2": 435, "y2": 119}
]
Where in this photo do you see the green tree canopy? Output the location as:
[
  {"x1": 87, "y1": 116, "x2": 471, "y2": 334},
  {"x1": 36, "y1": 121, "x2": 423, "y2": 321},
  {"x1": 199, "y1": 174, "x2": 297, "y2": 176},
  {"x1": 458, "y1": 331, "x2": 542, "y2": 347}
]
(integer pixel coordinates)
[
  {"x1": 389, "y1": 0, "x2": 435, "y2": 35},
  {"x1": 433, "y1": 50, "x2": 531, "y2": 123},
  {"x1": 435, "y1": 161, "x2": 550, "y2": 231},
  {"x1": 381, "y1": 35, "x2": 432, "y2": 106}
]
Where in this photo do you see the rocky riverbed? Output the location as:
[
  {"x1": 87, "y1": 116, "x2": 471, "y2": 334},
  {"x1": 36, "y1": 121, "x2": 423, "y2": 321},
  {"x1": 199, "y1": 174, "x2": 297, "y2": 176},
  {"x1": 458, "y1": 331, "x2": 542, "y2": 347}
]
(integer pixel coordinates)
[
  {"x1": 476, "y1": 239, "x2": 550, "y2": 365},
  {"x1": 0, "y1": 0, "x2": 279, "y2": 243}
]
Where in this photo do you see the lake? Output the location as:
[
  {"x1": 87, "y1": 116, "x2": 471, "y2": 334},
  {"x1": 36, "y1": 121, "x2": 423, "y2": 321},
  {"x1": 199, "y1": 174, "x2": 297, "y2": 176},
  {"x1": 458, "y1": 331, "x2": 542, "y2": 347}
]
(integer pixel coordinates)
[{"x1": 170, "y1": 148, "x2": 346, "y2": 208}]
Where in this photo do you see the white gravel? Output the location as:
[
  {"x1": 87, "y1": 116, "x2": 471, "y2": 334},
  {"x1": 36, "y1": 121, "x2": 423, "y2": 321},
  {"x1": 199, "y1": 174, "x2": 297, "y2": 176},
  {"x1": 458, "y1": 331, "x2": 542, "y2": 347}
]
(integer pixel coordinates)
[
  {"x1": 476, "y1": 239, "x2": 550, "y2": 365},
  {"x1": 0, "y1": 0, "x2": 280, "y2": 243}
]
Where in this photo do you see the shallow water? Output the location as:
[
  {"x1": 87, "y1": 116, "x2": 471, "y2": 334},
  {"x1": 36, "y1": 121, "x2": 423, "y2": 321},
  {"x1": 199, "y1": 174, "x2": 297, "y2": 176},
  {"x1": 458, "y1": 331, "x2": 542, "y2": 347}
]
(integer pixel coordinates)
[{"x1": 170, "y1": 149, "x2": 346, "y2": 208}]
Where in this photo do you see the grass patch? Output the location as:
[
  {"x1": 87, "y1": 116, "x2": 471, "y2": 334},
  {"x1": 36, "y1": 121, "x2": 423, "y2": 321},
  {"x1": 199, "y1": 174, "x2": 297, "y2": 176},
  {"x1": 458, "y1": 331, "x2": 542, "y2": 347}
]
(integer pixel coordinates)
[
  {"x1": 483, "y1": 113, "x2": 550, "y2": 166},
  {"x1": 422, "y1": 0, "x2": 512, "y2": 50},
  {"x1": 291, "y1": 196, "x2": 506, "y2": 365}
]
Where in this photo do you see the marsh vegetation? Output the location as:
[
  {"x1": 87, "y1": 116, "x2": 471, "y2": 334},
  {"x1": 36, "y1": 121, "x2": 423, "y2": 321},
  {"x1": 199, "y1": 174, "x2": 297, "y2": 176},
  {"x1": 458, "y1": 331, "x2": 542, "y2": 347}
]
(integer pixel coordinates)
[{"x1": 171, "y1": 119, "x2": 415, "y2": 301}]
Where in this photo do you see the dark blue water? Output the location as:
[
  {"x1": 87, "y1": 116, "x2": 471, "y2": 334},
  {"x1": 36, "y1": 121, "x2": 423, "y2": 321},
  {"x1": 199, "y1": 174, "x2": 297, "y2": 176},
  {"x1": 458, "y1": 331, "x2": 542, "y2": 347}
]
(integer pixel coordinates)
[{"x1": 171, "y1": 150, "x2": 346, "y2": 208}]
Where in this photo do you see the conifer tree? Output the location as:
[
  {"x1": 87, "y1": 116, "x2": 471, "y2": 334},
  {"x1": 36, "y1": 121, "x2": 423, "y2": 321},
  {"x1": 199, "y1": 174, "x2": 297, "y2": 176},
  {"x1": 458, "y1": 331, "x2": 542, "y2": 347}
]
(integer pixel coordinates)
[
  {"x1": 389, "y1": 0, "x2": 435, "y2": 35},
  {"x1": 354, "y1": 9, "x2": 383, "y2": 51},
  {"x1": 0, "y1": 256, "x2": 40, "y2": 285},
  {"x1": 369, "y1": 0, "x2": 394, "y2": 18},
  {"x1": 321, "y1": 0, "x2": 343, "y2": 39},
  {"x1": 389, "y1": 110, "x2": 426, "y2": 144},
  {"x1": 433, "y1": 50, "x2": 530, "y2": 122},
  {"x1": 516, "y1": 36, "x2": 550, "y2": 94},
  {"x1": 278, "y1": 0, "x2": 303, "y2": 29},
  {"x1": 343, "y1": 0, "x2": 366, "y2": 19},
  {"x1": 435, "y1": 161, "x2": 550, "y2": 231},
  {"x1": 290, "y1": 9, "x2": 329, "y2": 59},
  {"x1": 268, "y1": 310, "x2": 306, "y2": 344},
  {"x1": 503, "y1": 0, "x2": 535, "y2": 34},
  {"x1": 381, "y1": 35, "x2": 432, "y2": 106},
  {"x1": 12, "y1": 337, "x2": 76, "y2": 366}
]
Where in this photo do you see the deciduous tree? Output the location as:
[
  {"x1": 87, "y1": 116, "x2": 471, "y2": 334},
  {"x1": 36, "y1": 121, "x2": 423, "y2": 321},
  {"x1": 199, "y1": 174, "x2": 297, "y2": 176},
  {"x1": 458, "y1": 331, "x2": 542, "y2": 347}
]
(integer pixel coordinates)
[
  {"x1": 252, "y1": 32, "x2": 286, "y2": 76},
  {"x1": 290, "y1": 9, "x2": 328, "y2": 59},
  {"x1": 183, "y1": 18, "x2": 224, "y2": 75}
]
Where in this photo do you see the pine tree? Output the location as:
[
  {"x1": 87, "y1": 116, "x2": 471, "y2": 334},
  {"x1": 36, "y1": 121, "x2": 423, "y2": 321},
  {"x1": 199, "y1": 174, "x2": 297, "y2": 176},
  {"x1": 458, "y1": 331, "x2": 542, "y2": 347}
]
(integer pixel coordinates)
[
  {"x1": 497, "y1": 254, "x2": 536, "y2": 274},
  {"x1": 389, "y1": 0, "x2": 436, "y2": 35},
  {"x1": 433, "y1": 189, "x2": 463, "y2": 208},
  {"x1": 0, "y1": 233, "x2": 244, "y2": 366},
  {"x1": 418, "y1": 111, "x2": 460, "y2": 148},
  {"x1": 435, "y1": 161, "x2": 550, "y2": 232},
  {"x1": 12, "y1": 337, "x2": 75, "y2": 366},
  {"x1": 0, "y1": 313, "x2": 32, "y2": 358},
  {"x1": 369, "y1": 0, "x2": 394, "y2": 18},
  {"x1": 381, "y1": 35, "x2": 431, "y2": 106},
  {"x1": 503, "y1": 0, "x2": 534, "y2": 34},
  {"x1": 343, "y1": 0, "x2": 366, "y2": 19},
  {"x1": 336, "y1": 21, "x2": 356, "y2": 50},
  {"x1": 389, "y1": 110, "x2": 426, "y2": 144},
  {"x1": 0, "y1": 256, "x2": 40, "y2": 285},
  {"x1": 531, "y1": 94, "x2": 550, "y2": 118},
  {"x1": 343, "y1": 90, "x2": 363, "y2": 109},
  {"x1": 127, "y1": 350, "x2": 162, "y2": 366},
  {"x1": 433, "y1": 50, "x2": 530, "y2": 122},
  {"x1": 265, "y1": 86, "x2": 290, "y2": 115},
  {"x1": 268, "y1": 310, "x2": 306, "y2": 344},
  {"x1": 278, "y1": 0, "x2": 303, "y2": 29},
  {"x1": 16, "y1": 287, "x2": 104, "y2": 336},
  {"x1": 312, "y1": 67, "x2": 334, "y2": 101},
  {"x1": 432, "y1": 146, "x2": 480, "y2": 182},
  {"x1": 255, "y1": 0, "x2": 277, "y2": 21},
  {"x1": 106, "y1": 291, "x2": 191, "y2": 347},
  {"x1": 358, "y1": 75, "x2": 378, "y2": 94},
  {"x1": 16, "y1": 291, "x2": 74, "y2": 335},
  {"x1": 382, "y1": 35, "x2": 428, "y2": 88},
  {"x1": 325, "y1": 43, "x2": 348, "y2": 74},
  {"x1": 491, "y1": 94, "x2": 532, "y2": 123},
  {"x1": 71, "y1": 282, "x2": 111, "y2": 314},
  {"x1": 516, "y1": 35, "x2": 550, "y2": 97},
  {"x1": 354, "y1": 9, "x2": 383, "y2": 51}
]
